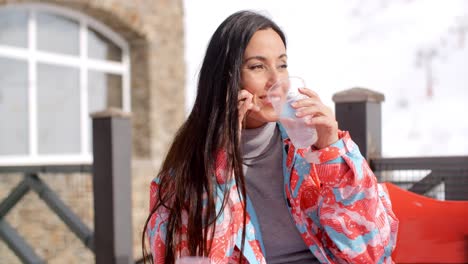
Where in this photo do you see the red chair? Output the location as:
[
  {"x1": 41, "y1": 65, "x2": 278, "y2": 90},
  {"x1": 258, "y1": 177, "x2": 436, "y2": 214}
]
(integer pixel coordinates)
[{"x1": 384, "y1": 183, "x2": 468, "y2": 263}]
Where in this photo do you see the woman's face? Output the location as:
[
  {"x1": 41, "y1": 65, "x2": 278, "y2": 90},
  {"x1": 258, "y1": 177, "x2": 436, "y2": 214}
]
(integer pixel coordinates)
[{"x1": 241, "y1": 28, "x2": 288, "y2": 129}]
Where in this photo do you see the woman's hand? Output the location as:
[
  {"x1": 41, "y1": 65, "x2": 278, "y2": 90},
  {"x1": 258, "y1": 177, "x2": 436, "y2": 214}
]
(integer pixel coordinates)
[
  {"x1": 238, "y1": 90, "x2": 260, "y2": 133},
  {"x1": 292, "y1": 88, "x2": 339, "y2": 149}
]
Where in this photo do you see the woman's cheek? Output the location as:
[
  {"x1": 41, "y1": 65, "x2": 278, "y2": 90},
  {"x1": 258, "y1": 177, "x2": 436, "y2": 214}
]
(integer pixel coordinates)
[
  {"x1": 249, "y1": 79, "x2": 267, "y2": 93},
  {"x1": 260, "y1": 106, "x2": 279, "y2": 121}
]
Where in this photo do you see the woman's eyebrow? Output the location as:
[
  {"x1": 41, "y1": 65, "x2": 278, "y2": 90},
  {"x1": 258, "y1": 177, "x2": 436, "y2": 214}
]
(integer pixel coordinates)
[
  {"x1": 243, "y1": 54, "x2": 288, "y2": 63},
  {"x1": 243, "y1": 56, "x2": 267, "y2": 63}
]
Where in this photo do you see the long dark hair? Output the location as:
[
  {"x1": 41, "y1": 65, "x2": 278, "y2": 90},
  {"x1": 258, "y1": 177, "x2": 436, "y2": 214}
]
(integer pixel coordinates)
[{"x1": 142, "y1": 10, "x2": 286, "y2": 263}]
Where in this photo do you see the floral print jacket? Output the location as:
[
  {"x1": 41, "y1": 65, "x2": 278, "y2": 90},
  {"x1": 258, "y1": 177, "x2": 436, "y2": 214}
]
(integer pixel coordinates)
[{"x1": 147, "y1": 124, "x2": 399, "y2": 263}]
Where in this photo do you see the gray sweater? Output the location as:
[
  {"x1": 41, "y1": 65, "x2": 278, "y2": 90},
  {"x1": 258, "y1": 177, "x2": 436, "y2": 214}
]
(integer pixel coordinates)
[{"x1": 241, "y1": 122, "x2": 319, "y2": 264}]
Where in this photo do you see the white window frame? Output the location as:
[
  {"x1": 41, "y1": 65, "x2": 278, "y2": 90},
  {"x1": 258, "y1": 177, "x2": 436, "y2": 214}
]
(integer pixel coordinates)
[{"x1": 0, "y1": 3, "x2": 131, "y2": 166}]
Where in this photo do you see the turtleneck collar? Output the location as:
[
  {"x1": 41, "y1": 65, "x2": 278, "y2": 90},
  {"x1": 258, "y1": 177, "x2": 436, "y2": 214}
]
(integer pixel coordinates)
[{"x1": 241, "y1": 122, "x2": 279, "y2": 163}]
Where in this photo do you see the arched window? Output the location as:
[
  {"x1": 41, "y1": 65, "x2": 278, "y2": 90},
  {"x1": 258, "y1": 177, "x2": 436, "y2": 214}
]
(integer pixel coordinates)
[{"x1": 0, "y1": 4, "x2": 130, "y2": 166}]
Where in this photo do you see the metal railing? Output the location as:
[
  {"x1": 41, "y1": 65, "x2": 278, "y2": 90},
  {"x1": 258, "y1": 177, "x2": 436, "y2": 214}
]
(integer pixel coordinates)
[
  {"x1": 371, "y1": 156, "x2": 468, "y2": 200},
  {"x1": 0, "y1": 167, "x2": 93, "y2": 264},
  {"x1": 0, "y1": 109, "x2": 134, "y2": 264}
]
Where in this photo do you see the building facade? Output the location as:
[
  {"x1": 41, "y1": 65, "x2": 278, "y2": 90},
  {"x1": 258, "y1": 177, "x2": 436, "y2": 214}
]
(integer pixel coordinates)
[{"x1": 0, "y1": 0, "x2": 185, "y2": 262}]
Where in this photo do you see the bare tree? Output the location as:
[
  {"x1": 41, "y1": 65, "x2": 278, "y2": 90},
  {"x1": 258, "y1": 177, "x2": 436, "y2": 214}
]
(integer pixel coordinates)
[{"x1": 350, "y1": 0, "x2": 468, "y2": 99}]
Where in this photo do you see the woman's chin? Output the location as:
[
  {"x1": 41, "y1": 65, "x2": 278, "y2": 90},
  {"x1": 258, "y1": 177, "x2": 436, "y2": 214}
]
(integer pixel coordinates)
[
  {"x1": 258, "y1": 114, "x2": 280, "y2": 124},
  {"x1": 266, "y1": 116, "x2": 279, "y2": 123},
  {"x1": 264, "y1": 111, "x2": 280, "y2": 122},
  {"x1": 244, "y1": 112, "x2": 279, "y2": 129}
]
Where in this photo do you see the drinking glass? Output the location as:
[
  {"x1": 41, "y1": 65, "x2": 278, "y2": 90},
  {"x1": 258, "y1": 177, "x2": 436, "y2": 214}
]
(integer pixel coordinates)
[{"x1": 267, "y1": 76, "x2": 318, "y2": 149}]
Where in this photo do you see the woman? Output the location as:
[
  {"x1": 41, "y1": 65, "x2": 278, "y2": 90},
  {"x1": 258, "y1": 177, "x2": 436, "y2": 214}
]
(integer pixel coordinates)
[{"x1": 143, "y1": 10, "x2": 398, "y2": 264}]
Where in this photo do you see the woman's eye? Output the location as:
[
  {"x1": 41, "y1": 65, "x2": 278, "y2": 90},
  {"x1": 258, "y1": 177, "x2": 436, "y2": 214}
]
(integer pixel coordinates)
[
  {"x1": 249, "y1": 64, "x2": 264, "y2": 70},
  {"x1": 280, "y1": 64, "x2": 288, "y2": 69}
]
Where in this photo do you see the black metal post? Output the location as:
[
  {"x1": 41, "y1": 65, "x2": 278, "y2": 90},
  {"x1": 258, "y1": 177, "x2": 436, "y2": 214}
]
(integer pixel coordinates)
[
  {"x1": 332, "y1": 88, "x2": 385, "y2": 160},
  {"x1": 444, "y1": 169, "x2": 468, "y2": 200},
  {"x1": 92, "y1": 108, "x2": 133, "y2": 264}
]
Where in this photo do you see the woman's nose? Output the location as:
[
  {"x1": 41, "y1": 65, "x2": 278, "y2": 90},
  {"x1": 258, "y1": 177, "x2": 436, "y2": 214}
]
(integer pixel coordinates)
[{"x1": 265, "y1": 69, "x2": 281, "y2": 89}]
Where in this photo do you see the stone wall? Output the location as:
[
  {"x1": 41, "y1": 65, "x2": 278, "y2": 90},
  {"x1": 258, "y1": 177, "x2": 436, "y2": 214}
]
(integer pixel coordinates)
[{"x1": 0, "y1": 0, "x2": 185, "y2": 262}]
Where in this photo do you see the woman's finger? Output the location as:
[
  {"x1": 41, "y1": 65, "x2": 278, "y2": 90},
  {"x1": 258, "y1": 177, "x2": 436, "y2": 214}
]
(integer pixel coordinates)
[
  {"x1": 291, "y1": 98, "x2": 322, "y2": 109},
  {"x1": 238, "y1": 90, "x2": 261, "y2": 132},
  {"x1": 295, "y1": 105, "x2": 323, "y2": 118},
  {"x1": 238, "y1": 91, "x2": 252, "y2": 112},
  {"x1": 292, "y1": 98, "x2": 321, "y2": 109},
  {"x1": 305, "y1": 115, "x2": 336, "y2": 128},
  {"x1": 298, "y1": 87, "x2": 321, "y2": 100},
  {"x1": 238, "y1": 89, "x2": 253, "y2": 101},
  {"x1": 250, "y1": 94, "x2": 260, "y2": 112},
  {"x1": 238, "y1": 90, "x2": 260, "y2": 112}
]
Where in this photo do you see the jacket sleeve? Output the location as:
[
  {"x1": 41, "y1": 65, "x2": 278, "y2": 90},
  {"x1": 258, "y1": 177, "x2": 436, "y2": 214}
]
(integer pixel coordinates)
[
  {"x1": 305, "y1": 131, "x2": 399, "y2": 263},
  {"x1": 146, "y1": 178, "x2": 169, "y2": 264}
]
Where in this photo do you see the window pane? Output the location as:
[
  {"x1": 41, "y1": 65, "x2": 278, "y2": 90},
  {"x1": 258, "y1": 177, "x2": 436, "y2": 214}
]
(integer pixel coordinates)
[
  {"x1": 37, "y1": 63, "x2": 80, "y2": 154},
  {"x1": 0, "y1": 57, "x2": 28, "y2": 155},
  {"x1": 88, "y1": 71, "x2": 122, "y2": 151},
  {"x1": 0, "y1": 9, "x2": 28, "y2": 47},
  {"x1": 37, "y1": 12, "x2": 79, "y2": 55},
  {"x1": 88, "y1": 71, "x2": 122, "y2": 112},
  {"x1": 88, "y1": 27, "x2": 122, "y2": 62}
]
